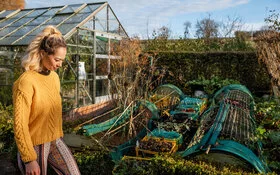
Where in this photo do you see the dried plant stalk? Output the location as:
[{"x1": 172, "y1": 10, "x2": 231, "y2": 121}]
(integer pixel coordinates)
[
  {"x1": 110, "y1": 38, "x2": 165, "y2": 106},
  {"x1": 255, "y1": 31, "x2": 280, "y2": 97}
]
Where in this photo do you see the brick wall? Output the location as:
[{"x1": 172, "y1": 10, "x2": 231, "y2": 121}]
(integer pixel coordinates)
[
  {"x1": 0, "y1": 0, "x2": 25, "y2": 11},
  {"x1": 63, "y1": 100, "x2": 116, "y2": 122}
]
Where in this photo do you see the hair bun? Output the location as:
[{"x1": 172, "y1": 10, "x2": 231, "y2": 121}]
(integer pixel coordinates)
[{"x1": 42, "y1": 25, "x2": 62, "y2": 37}]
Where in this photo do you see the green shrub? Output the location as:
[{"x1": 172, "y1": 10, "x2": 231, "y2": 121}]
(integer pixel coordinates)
[
  {"x1": 255, "y1": 99, "x2": 280, "y2": 174},
  {"x1": 0, "y1": 103, "x2": 14, "y2": 153},
  {"x1": 186, "y1": 75, "x2": 240, "y2": 95},
  {"x1": 0, "y1": 86, "x2": 13, "y2": 106},
  {"x1": 113, "y1": 155, "x2": 275, "y2": 175},
  {"x1": 74, "y1": 149, "x2": 115, "y2": 175}
]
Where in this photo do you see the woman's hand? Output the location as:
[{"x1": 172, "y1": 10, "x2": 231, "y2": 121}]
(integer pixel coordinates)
[{"x1": 25, "y1": 160, "x2": 40, "y2": 175}]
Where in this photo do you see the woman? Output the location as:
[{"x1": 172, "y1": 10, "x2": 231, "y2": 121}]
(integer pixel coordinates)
[{"x1": 13, "y1": 25, "x2": 80, "y2": 175}]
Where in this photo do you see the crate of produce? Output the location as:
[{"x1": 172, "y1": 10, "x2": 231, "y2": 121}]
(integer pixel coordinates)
[
  {"x1": 122, "y1": 155, "x2": 151, "y2": 161},
  {"x1": 136, "y1": 136, "x2": 178, "y2": 157}
]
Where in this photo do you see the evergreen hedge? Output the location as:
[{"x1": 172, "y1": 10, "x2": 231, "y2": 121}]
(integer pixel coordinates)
[{"x1": 155, "y1": 51, "x2": 270, "y2": 96}]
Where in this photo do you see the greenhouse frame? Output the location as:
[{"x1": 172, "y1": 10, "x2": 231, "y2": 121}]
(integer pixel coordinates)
[{"x1": 0, "y1": 2, "x2": 128, "y2": 111}]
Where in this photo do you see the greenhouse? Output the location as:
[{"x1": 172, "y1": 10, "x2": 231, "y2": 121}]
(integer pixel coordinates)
[{"x1": 0, "y1": 2, "x2": 128, "y2": 111}]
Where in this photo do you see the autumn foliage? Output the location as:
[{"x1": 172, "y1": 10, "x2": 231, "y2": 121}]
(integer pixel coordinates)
[{"x1": 0, "y1": 0, "x2": 25, "y2": 11}]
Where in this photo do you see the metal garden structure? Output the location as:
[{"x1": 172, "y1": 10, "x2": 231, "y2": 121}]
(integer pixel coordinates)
[
  {"x1": 179, "y1": 84, "x2": 270, "y2": 173},
  {"x1": 80, "y1": 84, "x2": 270, "y2": 174},
  {"x1": 0, "y1": 2, "x2": 128, "y2": 110}
]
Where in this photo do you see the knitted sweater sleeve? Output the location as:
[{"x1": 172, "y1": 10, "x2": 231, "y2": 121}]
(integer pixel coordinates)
[{"x1": 13, "y1": 83, "x2": 37, "y2": 162}]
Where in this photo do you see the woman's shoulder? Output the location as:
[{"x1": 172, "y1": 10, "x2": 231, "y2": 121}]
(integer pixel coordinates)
[
  {"x1": 49, "y1": 71, "x2": 60, "y2": 82},
  {"x1": 13, "y1": 71, "x2": 38, "y2": 90},
  {"x1": 15, "y1": 71, "x2": 37, "y2": 82},
  {"x1": 15, "y1": 70, "x2": 59, "y2": 85},
  {"x1": 50, "y1": 70, "x2": 59, "y2": 77}
]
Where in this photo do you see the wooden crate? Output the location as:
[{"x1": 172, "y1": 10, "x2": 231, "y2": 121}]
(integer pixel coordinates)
[
  {"x1": 122, "y1": 155, "x2": 151, "y2": 161},
  {"x1": 136, "y1": 136, "x2": 178, "y2": 157}
]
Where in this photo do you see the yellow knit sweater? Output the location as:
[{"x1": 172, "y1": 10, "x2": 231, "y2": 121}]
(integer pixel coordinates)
[{"x1": 13, "y1": 70, "x2": 63, "y2": 162}]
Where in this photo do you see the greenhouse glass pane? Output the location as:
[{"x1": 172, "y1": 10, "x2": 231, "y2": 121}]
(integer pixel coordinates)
[
  {"x1": 95, "y1": 20, "x2": 107, "y2": 32},
  {"x1": 96, "y1": 79, "x2": 108, "y2": 97},
  {"x1": 63, "y1": 13, "x2": 90, "y2": 24},
  {"x1": 45, "y1": 15, "x2": 70, "y2": 25},
  {"x1": 96, "y1": 58, "x2": 108, "y2": 76},
  {"x1": 78, "y1": 28, "x2": 92, "y2": 36},
  {"x1": 96, "y1": 37, "x2": 108, "y2": 54},
  {"x1": 108, "y1": 8, "x2": 120, "y2": 34},
  {"x1": 42, "y1": 7, "x2": 62, "y2": 16},
  {"x1": 0, "y1": 27, "x2": 17, "y2": 37},
  {"x1": 11, "y1": 10, "x2": 31, "y2": 19},
  {"x1": 27, "y1": 25, "x2": 46, "y2": 36},
  {"x1": 0, "y1": 18, "x2": 18, "y2": 28},
  {"x1": 9, "y1": 17, "x2": 34, "y2": 27},
  {"x1": 0, "y1": 52, "x2": 13, "y2": 64},
  {"x1": 25, "y1": 25, "x2": 48, "y2": 36},
  {"x1": 108, "y1": 20, "x2": 119, "y2": 34},
  {"x1": 67, "y1": 45, "x2": 77, "y2": 54},
  {"x1": 77, "y1": 6, "x2": 91, "y2": 14},
  {"x1": 87, "y1": 4, "x2": 102, "y2": 13},
  {"x1": 66, "y1": 32, "x2": 77, "y2": 45},
  {"x1": 108, "y1": 7, "x2": 115, "y2": 20},
  {"x1": 57, "y1": 4, "x2": 83, "y2": 15},
  {"x1": 9, "y1": 26, "x2": 36, "y2": 37},
  {"x1": 78, "y1": 37, "x2": 94, "y2": 47},
  {"x1": 13, "y1": 35, "x2": 36, "y2": 45},
  {"x1": 81, "y1": 18, "x2": 94, "y2": 30},
  {"x1": 95, "y1": 7, "x2": 107, "y2": 32},
  {"x1": 0, "y1": 10, "x2": 17, "y2": 19},
  {"x1": 0, "y1": 69, "x2": 13, "y2": 85},
  {"x1": 0, "y1": 36, "x2": 18, "y2": 45},
  {"x1": 78, "y1": 30, "x2": 94, "y2": 46},
  {"x1": 57, "y1": 23, "x2": 79, "y2": 35},
  {"x1": 26, "y1": 9, "x2": 47, "y2": 17},
  {"x1": 27, "y1": 16, "x2": 51, "y2": 26}
]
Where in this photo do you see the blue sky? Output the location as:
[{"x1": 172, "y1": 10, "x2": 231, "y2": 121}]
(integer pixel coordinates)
[{"x1": 25, "y1": 0, "x2": 280, "y2": 38}]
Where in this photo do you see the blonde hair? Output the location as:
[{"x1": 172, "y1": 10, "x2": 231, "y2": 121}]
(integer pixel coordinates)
[{"x1": 21, "y1": 25, "x2": 67, "y2": 72}]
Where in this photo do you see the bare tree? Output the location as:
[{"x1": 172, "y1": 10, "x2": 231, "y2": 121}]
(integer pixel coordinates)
[
  {"x1": 184, "y1": 21, "x2": 192, "y2": 38},
  {"x1": 265, "y1": 10, "x2": 280, "y2": 31},
  {"x1": 158, "y1": 26, "x2": 171, "y2": 39},
  {"x1": 110, "y1": 38, "x2": 165, "y2": 106},
  {"x1": 152, "y1": 26, "x2": 171, "y2": 39},
  {"x1": 220, "y1": 15, "x2": 243, "y2": 38},
  {"x1": 195, "y1": 14, "x2": 219, "y2": 38}
]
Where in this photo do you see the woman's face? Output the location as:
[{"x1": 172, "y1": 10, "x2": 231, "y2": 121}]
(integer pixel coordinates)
[{"x1": 41, "y1": 47, "x2": 67, "y2": 71}]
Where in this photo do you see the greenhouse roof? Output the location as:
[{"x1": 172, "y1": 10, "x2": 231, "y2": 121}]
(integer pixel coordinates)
[{"x1": 0, "y1": 2, "x2": 128, "y2": 46}]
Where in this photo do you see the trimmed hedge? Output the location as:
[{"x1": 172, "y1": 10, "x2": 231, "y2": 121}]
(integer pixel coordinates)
[{"x1": 155, "y1": 51, "x2": 270, "y2": 96}]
